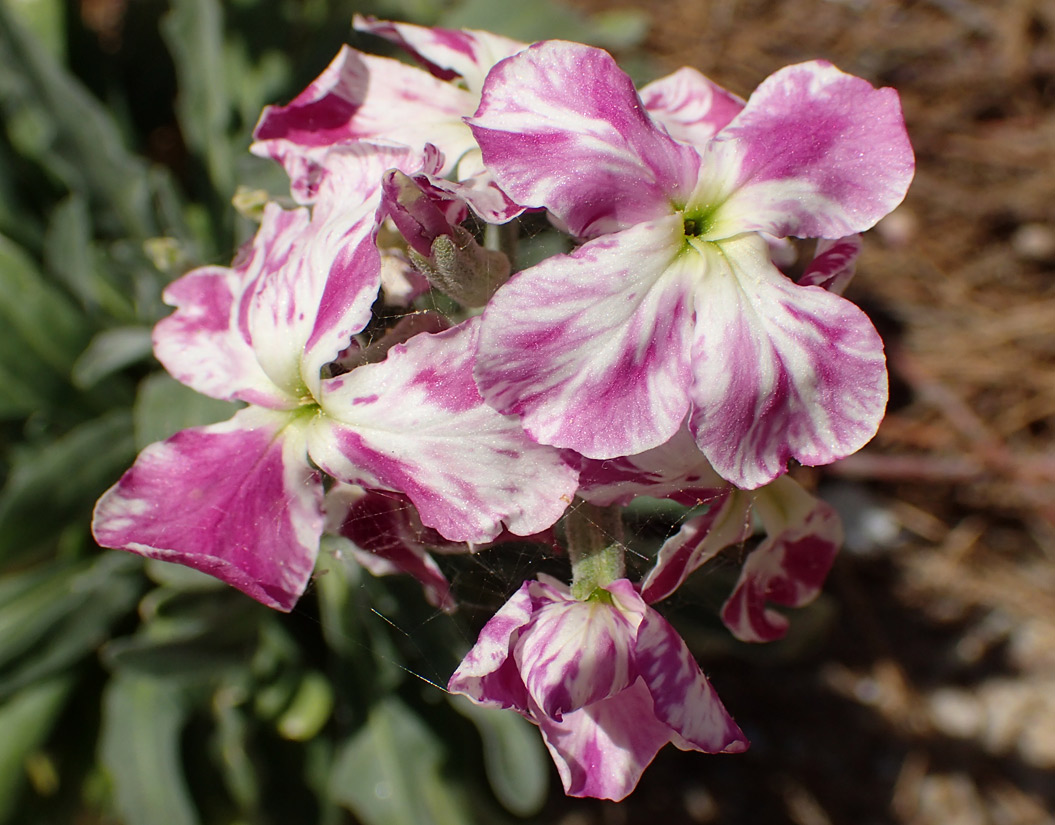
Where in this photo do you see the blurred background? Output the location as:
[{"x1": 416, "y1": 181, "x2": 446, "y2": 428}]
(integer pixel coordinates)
[{"x1": 0, "y1": 0, "x2": 1052, "y2": 823}]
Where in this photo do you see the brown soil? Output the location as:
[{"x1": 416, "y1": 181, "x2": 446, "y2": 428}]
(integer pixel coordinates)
[{"x1": 561, "y1": 1, "x2": 1055, "y2": 822}]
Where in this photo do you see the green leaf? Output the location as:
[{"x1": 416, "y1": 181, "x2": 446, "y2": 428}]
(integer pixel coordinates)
[
  {"x1": 276, "y1": 670, "x2": 334, "y2": 741},
  {"x1": 161, "y1": 0, "x2": 236, "y2": 200},
  {"x1": 0, "y1": 553, "x2": 141, "y2": 700},
  {"x1": 0, "y1": 3, "x2": 156, "y2": 238},
  {"x1": 133, "y1": 372, "x2": 241, "y2": 449},
  {"x1": 43, "y1": 194, "x2": 137, "y2": 320},
  {"x1": 0, "y1": 232, "x2": 89, "y2": 375},
  {"x1": 450, "y1": 695, "x2": 548, "y2": 817},
  {"x1": 0, "y1": 677, "x2": 73, "y2": 825},
  {"x1": 0, "y1": 410, "x2": 136, "y2": 559},
  {"x1": 72, "y1": 326, "x2": 155, "y2": 389},
  {"x1": 100, "y1": 674, "x2": 200, "y2": 825},
  {"x1": 330, "y1": 697, "x2": 473, "y2": 825}
]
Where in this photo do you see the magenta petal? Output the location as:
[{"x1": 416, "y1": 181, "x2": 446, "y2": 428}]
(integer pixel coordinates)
[
  {"x1": 153, "y1": 265, "x2": 291, "y2": 409},
  {"x1": 640, "y1": 66, "x2": 744, "y2": 148},
  {"x1": 92, "y1": 408, "x2": 322, "y2": 611},
  {"x1": 720, "y1": 477, "x2": 842, "y2": 642},
  {"x1": 636, "y1": 608, "x2": 748, "y2": 753},
  {"x1": 325, "y1": 484, "x2": 456, "y2": 613},
  {"x1": 577, "y1": 427, "x2": 726, "y2": 507},
  {"x1": 469, "y1": 41, "x2": 700, "y2": 238},
  {"x1": 639, "y1": 492, "x2": 754, "y2": 604},
  {"x1": 309, "y1": 318, "x2": 578, "y2": 543},
  {"x1": 516, "y1": 596, "x2": 636, "y2": 718},
  {"x1": 536, "y1": 678, "x2": 673, "y2": 801},
  {"x1": 476, "y1": 217, "x2": 696, "y2": 460},
  {"x1": 353, "y1": 15, "x2": 524, "y2": 93},
  {"x1": 295, "y1": 144, "x2": 424, "y2": 396},
  {"x1": 448, "y1": 581, "x2": 534, "y2": 710},
  {"x1": 252, "y1": 47, "x2": 475, "y2": 184},
  {"x1": 798, "y1": 235, "x2": 862, "y2": 295},
  {"x1": 688, "y1": 234, "x2": 888, "y2": 489},
  {"x1": 705, "y1": 60, "x2": 914, "y2": 240},
  {"x1": 380, "y1": 169, "x2": 468, "y2": 257}
]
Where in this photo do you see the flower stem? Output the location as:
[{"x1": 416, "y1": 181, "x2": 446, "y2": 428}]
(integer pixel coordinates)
[{"x1": 564, "y1": 500, "x2": 625, "y2": 600}]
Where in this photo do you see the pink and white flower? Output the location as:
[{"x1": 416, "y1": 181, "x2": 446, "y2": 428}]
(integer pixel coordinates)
[
  {"x1": 449, "y1": 576, "x2": 747, "y2": 801},
  {"x1": 470, "y1": 42, "x2": 914, "y2": 489},
  {"x1": 93, "y1": 148, "x2": 578, "y2": 611},
  {"x1": 578, "y1": 426, "x2": 842, "y2": 640},
  {"x1": 251, "y1": 17, "x2": 527, "y2": 220}
]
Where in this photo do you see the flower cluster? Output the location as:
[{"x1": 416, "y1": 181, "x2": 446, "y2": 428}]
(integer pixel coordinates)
[{"x1": 93, "y1": 17, "x2": 912, "y2": 802}]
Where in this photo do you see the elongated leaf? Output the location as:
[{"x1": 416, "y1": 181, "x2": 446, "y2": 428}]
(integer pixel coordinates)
[
  {"x1": 161, "y1": 0, "x2": 236, "y2": 200},
  {"x1": 72, "y1": 326, "x2": 154, "y2": 388},
  {"x1": 0, "y1": 554, "x2": 140, "y2": 700},
  {"x1": 450, "y1": 695, "x2": 548, "y2": 816},
  {"x1": 0, "y1": 410, "x2": 136, "y2": 559},
  {"x1": 100, "y1": 674, "x2": 200, "y2": 825},
  {"x1": 0, "y1": 232, "x2": 88, "y2": 375},
  {"x1": 330, "y1": 697, "x2": 473, "y2": 825},
  {"x1": 132, "y1": 372, "x2": 240, "y2": 449},
  {"x1": 0, "y1": 677, "x2": 73, "y2": 825},
  {"x1": 0, "y1": 3, "x2": 155, "y2": 238}
]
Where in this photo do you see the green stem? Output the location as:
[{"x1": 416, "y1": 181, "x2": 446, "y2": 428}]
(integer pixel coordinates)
[{"x1": 564, "y1": 500, "x2": 625, "y2": 600}]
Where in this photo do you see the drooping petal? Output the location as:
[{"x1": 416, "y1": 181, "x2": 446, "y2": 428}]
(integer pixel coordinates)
[
  {"x1": 535, "y1": 678, "x2": 674, "y2": 801},
  {"x1": 476, "y1": 217, "x2": 696, "y2": 460},
  {"x1": 577, "y1": 427, "x2": 727, "y2": 507},
  {"x1": 353, "y1": 15, "x2": 525, "y2": 94},
  {"x1": 92, "y1": 407, "x2": 322, "y2": 612},
  {"x1": 639, "y1": 491, "x2": 754, "y2": 604},
  {"x1": 516, "y1": 593, "x2": 636, "y2": 718},
  {"x1": 324, "y1": 484, "x2": 457, "y2": 612},
  {"x1": 688, "y1": 233, "x2": 888, "y2": 489},
  {"x1": 308, "y1": 318, "x2": 578, "y2": 543},
  {"x1": 700, "y1": 60, "x2": 914, "y2": 241},
  {"x1": 380, "y1": 168, "x2": 469, "y2": 258},
  {"x1": 720, "y1": 476, "x2": 842, "y2": 642},
  {"x1": 448, "y1": 581, "x2": 534, "y2": 710},
  {"x1": 797, "y1": 235, "x2": 861, "y2": 295},
  {"x1": 635, "y1": 607, "x2": 748, "y2": 753},
  {"x1": 469, "y1": 41, "x2": 700, "y2": 238},
  {"x1": 640, "y1": 66, "x2": 744, "y2": 148},
  {"x1": 252, "y1": 47, "x2": 476, "y2": 186}
]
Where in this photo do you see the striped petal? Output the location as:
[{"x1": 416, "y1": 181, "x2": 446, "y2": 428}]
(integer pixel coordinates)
[
  {"x1": 92, "y1": 407, "x2": 322, "y2": 611},
  {"x1": 688, "y1": 233, "x2": 887, "y2": 489},
  {"x1": 353, "y1": 15, "x2": 525, "y2": 94},
  {"x1": 798, "y1": 235, "x2": 862, "y2": 295},
  {"x1": 252, "y1": 47, "x2": 475, "y2": 187},
  {"x1": 517, "y1": 589, "x2": 637, "y2": 718},
  {"x1": 154, "y1": 206, "x2": 309, "y2": 408},
  {"x1": 577, "y1": 427, "x2": 726, "y2": 507},
  {"x1": 475, "y1": 217, "x2": 696, "y2": 460},
  {"x1": 640, "y1": 66, "x2": 744, "y2": 148},
  {"x1": 469, "y1": 41, "x2": 699, "y2": 238},
  {"x1": 701, "y1": 60, "x2": 914, "y2": 241},
  {"x1": 639, "y1": 492, "x2": 754, "y2": 605},
  {"x1": 636, "y1": 607, "x2": 748, "y2": 753},
  {"x1": 536, "y1": 678, "x2": 674, "y2": 801},
  {"x1": 308, "y1": 318, "x2": 578, "y2": 543},
  {"x1": 447, "y1": 581, "x2": 534, "y2": 710},
  {"x1": 721, "y1": 476, "x2": 842, "y2": 642}
]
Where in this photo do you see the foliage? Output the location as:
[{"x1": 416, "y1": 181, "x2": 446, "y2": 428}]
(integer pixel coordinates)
[{"x1": 0, "y1": 0, "x2": 648, "y2": 822}]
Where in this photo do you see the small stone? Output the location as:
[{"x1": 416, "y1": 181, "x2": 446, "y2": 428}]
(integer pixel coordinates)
[
  {"x1": 1011, "y1": 223, "x2": 1055, "y2": 261},
  {"x1": 928, "y1": 688, "x2": 984, "y2": 739}
]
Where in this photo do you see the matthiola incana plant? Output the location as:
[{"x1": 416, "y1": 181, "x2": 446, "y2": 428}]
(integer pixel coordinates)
[{"x1": 93, "y1": 17, "x2": 913, "y2": 803}]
